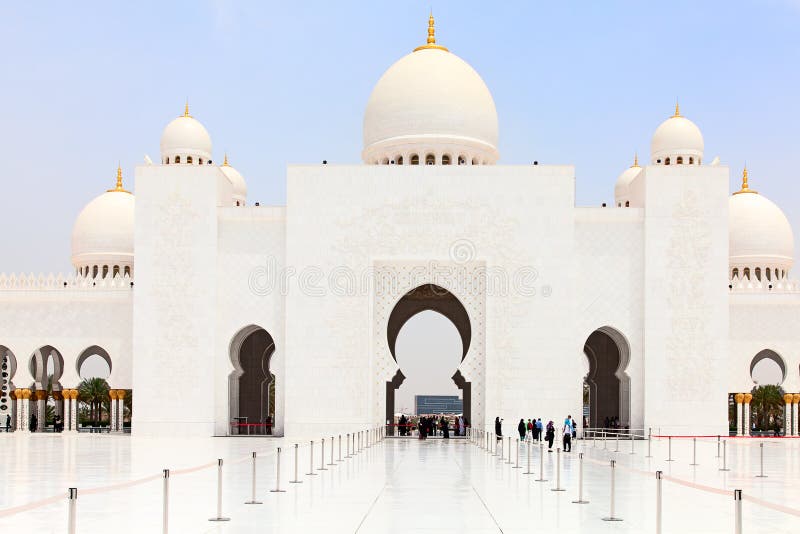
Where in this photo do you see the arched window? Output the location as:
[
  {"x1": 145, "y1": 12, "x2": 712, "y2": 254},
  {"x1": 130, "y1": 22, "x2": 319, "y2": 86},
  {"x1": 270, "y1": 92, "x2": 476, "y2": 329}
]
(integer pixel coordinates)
[
  {"x1": 425, "y1": 154, "x2": 435, "y2": 165},
  {"x1": 410, "y1": 154, "x2": 419, "y2": 165},
  {"x1": 458, "y1": 155, "x2": 465, "y2": 165},
  {"x1": 755, "y1": 267, "x2": 762, "y2": 281},
  {"x1": 397, "y1": 156, "x2": 404, "y2": 165},
  {"x1": 382, "y1": 157, "x2": 389, "y2": 165},
  {"x1": 124, "y1": 266, "x2": 130, "y2": 276},
  {"x1": 442, "y1": 154, "x2": 451, "y2": 165},
  {"x1": 732, "y1": 268, "x2": 739, "y2": 279},
  {"x1": 199, "y1": 158, "x2": 203, "y2": 165},
  {"x1": 743, "y1": 267, "x2": 751, "y2": 280},
  {"x1": 113, "y1": 266, "x2": 120, "y2": 277},
  {"x1": 765, "y1": 268, "x2": 771, "y2": 281},
  {"x1": 676, "y1": 156, "x2": 684, "y2": 164},
  {"x1": 92, "y1": 266, "x2": 99, "y2": 278},
  {"x1": 689, "y1": 157, "x2": 694, "y2": 164},
  {"x1": 472, "y1": 157, "x2": 479, "y2": 165},
  {"x1": 102, "y1": 265, "x2": 109, "y2": 278},
  {"x1": 175, "y1": 156, "x2": 181, "y2": 164},
  {"x1": 187, "y1": 156, "x2": 193, "y2": 164},
  {"x1": 665, "y1": 157, "x2": 671, "y2": 165},
  {"x1": 165, "y1": 157, "x2": 169, "y2": 164},
  {"x1": 625, "y1": 200, "x2": 630, "y2": 207}
]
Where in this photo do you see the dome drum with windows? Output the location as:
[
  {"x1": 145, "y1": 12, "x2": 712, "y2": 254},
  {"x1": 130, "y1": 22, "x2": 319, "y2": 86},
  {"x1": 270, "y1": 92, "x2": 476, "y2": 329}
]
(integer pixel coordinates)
[
  {"x1": 362, "y1": 15, "x2": 499, "y2": 166},
  {"x1": 160, "y1": 102, "x2": 213, "y2": 165}
]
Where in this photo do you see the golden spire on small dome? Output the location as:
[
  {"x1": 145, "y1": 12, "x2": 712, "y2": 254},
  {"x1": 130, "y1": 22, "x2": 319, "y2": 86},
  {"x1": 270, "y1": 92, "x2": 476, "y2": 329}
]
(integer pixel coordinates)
[
  {"x1": 108, "y1": 164, "x2": 131, "y2": 194},
  {"x1": 632, "y1": 153, "x2": 640, "y2": 168},
  {"x1": 733, "y1": 165, "x2": 758, "y2": 195},
  {"x1": 223, "y1": 153, "x2": 229, "y2": 166},
  {"x1": 183, "y1": 99, "x2": 191, "y2": 118},
  {"x1": 413, "y1": 12, "x2": 449, "y2": 52},
  {"x1": 673, "y1": 100, "x2": 681, "y2": 117}
]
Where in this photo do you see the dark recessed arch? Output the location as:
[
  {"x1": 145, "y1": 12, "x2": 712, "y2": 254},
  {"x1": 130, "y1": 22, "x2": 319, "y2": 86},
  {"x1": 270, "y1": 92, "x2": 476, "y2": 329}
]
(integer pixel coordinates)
[
  {"x1": 76, "y1": 345, "x2": 112, "y2": 379},
  {"x1": 750, "y1": 349, "x2": 786, "y2": 385},
  {"x1": 228, "y1": 325, "x2": 276, "y2": 435}
]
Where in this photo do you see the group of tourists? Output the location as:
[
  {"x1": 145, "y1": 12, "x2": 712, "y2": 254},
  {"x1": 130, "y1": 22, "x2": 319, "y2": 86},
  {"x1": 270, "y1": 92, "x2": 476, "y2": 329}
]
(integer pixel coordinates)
[
  {"x1": 501, "y1": 415, "x2": 579, "y2": 452},
  {"x1": 395, "y1": 414, "x2": 468, "y2": 438}
]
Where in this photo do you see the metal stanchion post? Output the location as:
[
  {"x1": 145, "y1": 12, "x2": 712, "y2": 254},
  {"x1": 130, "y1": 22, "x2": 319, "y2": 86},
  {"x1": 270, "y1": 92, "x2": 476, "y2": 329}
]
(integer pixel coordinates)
[
  {"x1": 572, "y1": 453, "x2": 588, "y2": 504},
  {"x1": 271, "y1": 447, "x2": 286, "y2": 492},
  {"x1": 656, "y1": 471, "x2": 663, "y2": 534},
  {"x1": 551, "y1": 448, "x2": 565, "y2": 491},
  {"x1": 328, "y1": 436, "x2": 336, "y2": 466},
  {"x1": 524, "y1": 440, "x2": 533, "y2": 474},
  {"x1": 208, "y1": 459, "x2": 231, "y2": 521},
  {"x1": 338, "y1": 435, "x2": 342, "y2": 462},
  {"x1": 306, "y1": 441, "x2": 318, "y2": 476},
  {"x1": 345, "y1": 433, "x2": 351, "y2": 458},
  {"x1": 245, "y1": 452, "x2": 263, "y2": 503},
  {"x1": 506, "y1": 436, "x2": 513, "y2": 464},
  {"x1": 603, "y1": 430, "x2": 607, "y2": 449},
  {"x1": 734, "y1": 489, "x2": 743, "y2": 534},
  {"x1": 630, "y1": 432, "x2": 635, "y2": 454},
  {"x1": 719, "y1": 440, "x2": 730, "y2": 471},
  {"x1": 646, "y1": 429, "x2": 652, "y2": 458},
  {"x1": 535, "y1": 442, "x2": 548, "y2": 482},
  {"x1": 615, "y1": 432, "x2": 619, "y2": 452},
  {"x1": 291, "y1": 444, "x2": 302, "y2": 483},
  {"x1": 690, "y1": 437, "x2": 698, "y2": 466},
  {"x1": 601, "y1": 460, "x2": 623, "y2": 521},
  {"x1": 513, "y1": 438, "x2": 521, "y2": 468},
  {"x1": 756, "y1": 442, "x2": 767, "y2": 478},
  {"x1": 666, "y1": 436, "x2": 674, "y2": 461},
  {"x1": 593, "y1": 429, "x2": 596, "y2": 448},
  {"x1": 162, "y1": 470, "x2": 169, "y2": 534},
  {"x1": 68, "y1": 488, "x2": 78, "y2": 534},
  {"x1": 716, "y1": 435, "x2": 721, "y2": 458},
  {"x1": 318, "y1": 439, "x2": 328, "y2": 471}
]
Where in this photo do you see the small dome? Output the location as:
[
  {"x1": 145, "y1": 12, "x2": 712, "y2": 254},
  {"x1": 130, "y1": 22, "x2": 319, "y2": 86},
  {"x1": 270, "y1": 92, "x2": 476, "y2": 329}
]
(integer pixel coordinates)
[
  {"x1": 160, "y1": 103, "x2": 212, "y2": 164},
  {"x1": 220, "y1": 154, "x2": 247, "y2": 205},
  {"x1": 729, "y1": 168, "x2": 794, "y2": 272},
  {"x1": 71, "y1": 166, "x2": 135, "y2": 276},
  {"x1": 614, "y1": 155, "x2": 642, "y2": 205},
  {"x1": 363, "y1": 16, "x2": 498, "y2": 165},
  {"x1": 650, "y1": 104, "x2": 704, "y2": 165}
]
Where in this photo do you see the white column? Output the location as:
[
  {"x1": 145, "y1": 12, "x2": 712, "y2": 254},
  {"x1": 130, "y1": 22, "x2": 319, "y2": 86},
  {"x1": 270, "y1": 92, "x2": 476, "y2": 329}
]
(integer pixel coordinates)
[
  {"x1": 110, "y1": 390, "x2": 118, "y2": 432},
  {"x1": 743, "y1": 402, "x2": 750, "y2": 436},
  {"x1": 785, "y1": 395, "x2": 792, "y2": 436},
  {"x1": 735, "y1": 394, "x2": 743, "y2": 437},
  {"x1": 70, "y1": 392, "x2": 78, "y2": 432},
  {"x1": 15, "y1": 391, "x2": 28, "y2": 432},
  {"x1": 36, "y1": 392, "x2": 46, "y2": 432},
  {"x1": 792, "y1": 396, "x2": 799, "y2": 437}
]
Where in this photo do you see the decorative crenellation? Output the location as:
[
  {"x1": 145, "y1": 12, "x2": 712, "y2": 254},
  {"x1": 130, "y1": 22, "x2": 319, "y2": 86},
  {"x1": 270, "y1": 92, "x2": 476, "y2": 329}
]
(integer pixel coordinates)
[
  {"x1": 729, "y1": 276, "x2": 800, "y2": 293},
  {"x1": 0, "y1": 272, "x2": 133, "y2": 291}
]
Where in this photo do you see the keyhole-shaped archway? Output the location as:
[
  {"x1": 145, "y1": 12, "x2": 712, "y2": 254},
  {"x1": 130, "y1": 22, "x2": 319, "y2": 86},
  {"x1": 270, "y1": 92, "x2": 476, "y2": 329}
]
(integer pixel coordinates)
[{"x1": 386, "y1": 284, "x2": 472, "y2": 433}]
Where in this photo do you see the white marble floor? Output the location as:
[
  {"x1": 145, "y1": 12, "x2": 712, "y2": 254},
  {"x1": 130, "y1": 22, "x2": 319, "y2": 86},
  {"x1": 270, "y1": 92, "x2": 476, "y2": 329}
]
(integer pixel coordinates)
[{"x1": 1, "y1": 432, "x2": 799, "y2": 533}]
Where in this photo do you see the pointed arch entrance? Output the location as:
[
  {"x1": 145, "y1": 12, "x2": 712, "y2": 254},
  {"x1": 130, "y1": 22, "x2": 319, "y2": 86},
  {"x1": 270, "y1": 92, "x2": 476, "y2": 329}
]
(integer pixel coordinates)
[
  {"x1": 582, "y1": 326, "x2": 631, "y2": 428},
  {"x1": 229, "y1": 325, "x2": 276, "y2": 435},
  {"x1": 385, "y1": 284, "x2": 472, "y2": 434}
]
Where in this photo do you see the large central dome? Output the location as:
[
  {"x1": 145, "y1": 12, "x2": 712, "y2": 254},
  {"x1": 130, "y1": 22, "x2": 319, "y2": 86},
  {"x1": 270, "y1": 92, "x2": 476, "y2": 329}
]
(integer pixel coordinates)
[{"x1": 362, "y1": 16, "x2": 499, "y2": 165}]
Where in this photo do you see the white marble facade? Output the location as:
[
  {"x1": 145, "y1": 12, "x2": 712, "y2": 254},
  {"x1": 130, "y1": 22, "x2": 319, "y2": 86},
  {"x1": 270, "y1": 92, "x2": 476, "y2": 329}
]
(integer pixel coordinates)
[{"x1": 1, "y1": 16, "x2": 798, "y2": 438}]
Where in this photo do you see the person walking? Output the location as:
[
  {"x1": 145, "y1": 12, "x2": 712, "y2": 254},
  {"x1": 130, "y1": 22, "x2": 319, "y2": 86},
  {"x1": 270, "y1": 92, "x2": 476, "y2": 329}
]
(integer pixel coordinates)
[
  {"x1": 536, "y1": 418, "x2": 543, "y2": 442},
  {"x1": 526, "y1": 418, "x2": 533, "y2": 441},
  {"x1": 5, "y1": 413, "x2": 10, "y2": 432},
  {"x1": 495, "y1": 417, "x2": 503, "y2": 442},
  {"x1": 518, "y1": 419, "x2": 526, "y2": 440},
  {"x1": 441, "y1": 416, "x2": 449, "y2": 439},
  {"x1": 562, "y1": 417, "x2": 572, "y2": 452},
  {"x1": 458, "y1": 416, "x2": 465, "y2": 437},
  {"x1": 545, "y1": 421, "x2": 555, "y2": 451}
]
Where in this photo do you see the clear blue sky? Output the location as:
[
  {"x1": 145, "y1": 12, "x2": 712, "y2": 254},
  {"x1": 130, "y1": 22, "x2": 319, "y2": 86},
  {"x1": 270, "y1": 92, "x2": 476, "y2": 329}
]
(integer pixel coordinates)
[{"x1": 1, "y1": 0, "x2": 799, "y2": 273}]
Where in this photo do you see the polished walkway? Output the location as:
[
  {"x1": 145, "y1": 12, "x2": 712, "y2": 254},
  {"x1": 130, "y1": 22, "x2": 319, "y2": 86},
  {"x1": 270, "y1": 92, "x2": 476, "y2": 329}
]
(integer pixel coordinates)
[{"x1": 1, "y1": 432, "x2": 799, "y2": 533}]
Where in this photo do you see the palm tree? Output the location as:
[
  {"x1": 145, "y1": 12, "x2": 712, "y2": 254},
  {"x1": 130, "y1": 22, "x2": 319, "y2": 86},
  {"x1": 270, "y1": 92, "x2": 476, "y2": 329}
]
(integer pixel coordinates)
[
  {"x1": 78, "y1": 377, "x2": 110, "y2": 427},
  {"x1": 750, "y1": 385, "x2": 784, "y2": 432}
]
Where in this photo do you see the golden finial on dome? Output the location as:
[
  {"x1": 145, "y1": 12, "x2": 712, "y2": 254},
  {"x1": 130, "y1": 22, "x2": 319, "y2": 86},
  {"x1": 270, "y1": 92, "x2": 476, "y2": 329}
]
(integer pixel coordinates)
[
  {"x1": 733, "y1": 165, "x2": 758, "y2": 195},
  {"x1": 673, "y1": 100, "x2": 681, "y2": 117},
  {"x1": 223, "y1": 153, "x2": 229, "y2": 166},
  {"x1": 108, "y1": 164, "x2": 131, "y2": 194},
  {"x1": 183, "y1": 99, "x2": 191, "y2": 118},
  {"x1": 632, "y1": 153, "x2": 640, "y2": 168},
  {"x1": 413, "y1": 12, "x2": 449, "y2": 52}
]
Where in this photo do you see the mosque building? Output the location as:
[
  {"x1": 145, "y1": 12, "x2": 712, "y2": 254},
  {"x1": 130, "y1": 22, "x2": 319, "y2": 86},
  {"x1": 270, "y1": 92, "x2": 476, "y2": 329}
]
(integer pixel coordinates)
[{"x1": 1, "y1": 16, "x2": 799, "y2": 438}]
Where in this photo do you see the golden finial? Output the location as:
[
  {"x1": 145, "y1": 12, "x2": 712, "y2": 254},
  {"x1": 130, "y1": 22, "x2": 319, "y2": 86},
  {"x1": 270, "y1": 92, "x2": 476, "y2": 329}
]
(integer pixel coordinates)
[
  {"x1": 733, "y1": 165, "x2": 758, "y2": 195},
  {"x1": 183, "y1": 99, "x2": 191, "y2": 118},
  {"x1": 108, "y1": 164, "x2": 131, "y2": 194},
  {"x1": 673, "y1": 100, "x2": 681, "y2": 117},
  {"x1": 413, "y1": 12, "x2": 449, "y2": 52},
  {"x1": 223, "y1": 153, "x2": 229, "y2": 166},
  {"x1": 632, "y1": 153, "x2": 639, "y2": 168}
]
